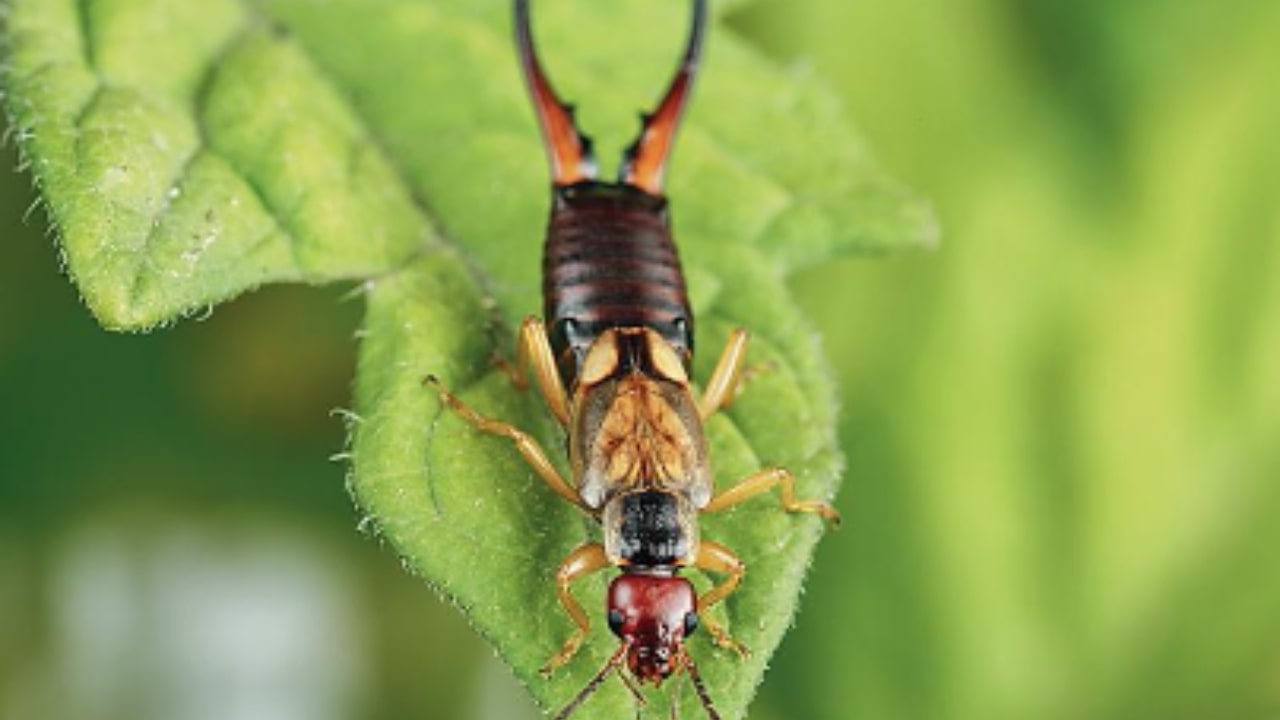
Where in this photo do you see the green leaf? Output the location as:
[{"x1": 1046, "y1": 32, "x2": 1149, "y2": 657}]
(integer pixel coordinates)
[
  {"x1": 3, "y1": 0, "x2": 934, "y2": 716},
  {"x1": 2, "y1": 0, "x2": 427, "y2": 329}
]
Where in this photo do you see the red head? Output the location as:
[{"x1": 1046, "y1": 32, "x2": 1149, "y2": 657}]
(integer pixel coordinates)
[
  {"x1": 606, "y1": 573, "x2": 699, "y2": 683},
  {"x1": 551, "y1": 571, "x2": 719, "y2": 720}
]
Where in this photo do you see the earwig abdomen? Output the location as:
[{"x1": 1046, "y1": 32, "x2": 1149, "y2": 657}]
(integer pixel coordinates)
[{"x1": 543, "y1": 182, "x2": 694, "y2": 386}]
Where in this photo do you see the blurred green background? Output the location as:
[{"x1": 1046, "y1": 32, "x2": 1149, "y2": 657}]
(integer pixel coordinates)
[{"x1": 2, "y1": 0, "x2": 1278, "y2": 718}]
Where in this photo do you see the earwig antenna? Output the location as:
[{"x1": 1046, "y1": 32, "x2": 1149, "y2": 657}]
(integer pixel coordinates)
[
  {"x1": 620, "y1": 0, "x2": 707, "y2": 196},
  {"x1": 515, "y1": 0, "x2": 598, "y2": 186},
  {"x1": 682, "y1": 652, "x2": 721, "y2": 720},
  {"x1": 669, "y1": 675, "x2": 681, "y2": 720},
  {"x1": 552, "y1": 642, "x2": 633, "y2": 720},
  {"x1": 618, "y1": 665, "x2": 647, "y2": 706}
]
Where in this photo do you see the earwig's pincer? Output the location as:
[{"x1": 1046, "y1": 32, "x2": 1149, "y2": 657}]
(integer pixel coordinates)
[{"x1": 423, "y1": 2, "x2": 840, "y2": 718}]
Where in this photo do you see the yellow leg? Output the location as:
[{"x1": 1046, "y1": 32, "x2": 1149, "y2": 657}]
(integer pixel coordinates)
[
  {"x1": 699, "y1": 328, "x2": 749, "y2": 420},
  {"x1": 693, "y1": 540, "x2": 749, "y2": 657},
  {"x1": 703, "y1": 467, "x2": 841, "y2": 526},
  {"x1": 425, "y1": 375, "x2": 585, "y2": 512},
  {"x1": 541, "y1": 543, "x2": 611, "y2": 677},
  {"x1": 516, "y1": 316, "x2": 571, "y2": 427}
]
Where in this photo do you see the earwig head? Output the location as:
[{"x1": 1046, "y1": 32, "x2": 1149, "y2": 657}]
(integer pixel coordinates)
[
  {"x1": 606, "y1": 572, "x2": 699, "y2": 683},
  {"x1": 552, "y1": 572, "x2": 720, "y2": 719}
]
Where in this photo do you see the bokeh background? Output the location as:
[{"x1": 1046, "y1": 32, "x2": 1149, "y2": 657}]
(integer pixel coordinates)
[{"x1": 3, "y1": 0, "x2": 1278, "y2": 719}]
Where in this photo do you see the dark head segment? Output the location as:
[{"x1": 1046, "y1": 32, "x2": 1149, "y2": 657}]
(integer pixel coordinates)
[
  {"x1": 604, "y1": 573, "x2": 721, "y2": 719},
  {"x1": 515, "y1": 0, "x2": 708, "y2": 196},
  {"x1": 606, "y1": 573, "x2": 699, "y2": 682},
  {"x1": 551, "y1": 572, "x2": 719, "y2": 719}
]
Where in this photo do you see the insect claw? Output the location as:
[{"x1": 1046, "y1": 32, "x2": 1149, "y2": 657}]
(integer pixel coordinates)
[
  {"x1": 799, "y1": 499, "x2": 842, "y2": 528},
  {"x1": 705, "y1": 621, "x2": 750, "y2": 659},
  {"x1": 824, "y1": 506, "x2": 843, "y2": 529},
  {"x1": 539, "y1": 655, "x2": 564, "y2": 680},
  {"x1": 540, "y1": 633, "x2": 585, "y2": 679}
]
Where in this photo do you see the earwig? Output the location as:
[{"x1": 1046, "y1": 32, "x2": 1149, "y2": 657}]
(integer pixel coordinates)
[{"x1": 427, "y1": 1, "x2": 840, "y2": 717}]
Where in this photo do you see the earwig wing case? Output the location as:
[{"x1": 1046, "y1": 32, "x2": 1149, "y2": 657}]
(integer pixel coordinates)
[{"x1": 3, "y1": 0, "x2": 934, "y2": 717}]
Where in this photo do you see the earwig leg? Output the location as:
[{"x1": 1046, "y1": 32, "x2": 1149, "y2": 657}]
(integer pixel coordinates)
[
  {"x1": 542, "y1": 543, "x2": 611, "y2": 678},
  {"x1": 517, "y1": 316, "x2": 571, "y2": 427},
  {"x1": 702, "y1": 467, "x2": 841, "y2": 526},
  {"x1": 692, "y1": 540, "x2": 749, "y2": 658},
  {"x1": 425, "y1": 376, "x2": 586, "y2": 512},
  {"x1": 698, "y1": 328, "x2": 749, "y2": 420}
]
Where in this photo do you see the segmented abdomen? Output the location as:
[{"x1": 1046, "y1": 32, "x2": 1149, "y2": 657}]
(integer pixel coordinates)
[{"x1": 543, "y1": 183, "x2": 694, "y2": 386}]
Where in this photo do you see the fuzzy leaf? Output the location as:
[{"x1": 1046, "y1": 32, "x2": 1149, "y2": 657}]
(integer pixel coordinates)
[
  {"x1": 3, "y1": 0, "x2": 934, "y2": 717},
  {"x1": 2, "y1": 0, "x2": 427, "y2": 329}
]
